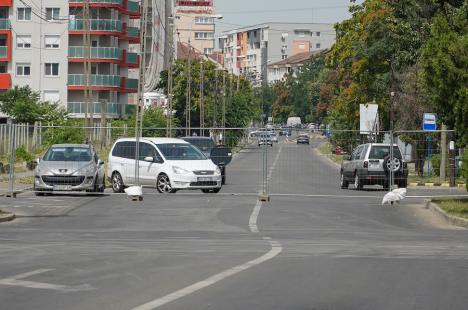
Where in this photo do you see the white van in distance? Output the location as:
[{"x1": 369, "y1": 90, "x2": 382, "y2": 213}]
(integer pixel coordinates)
[{"x1": 107, "y1": 138, "x2": 222, "y2": 193}]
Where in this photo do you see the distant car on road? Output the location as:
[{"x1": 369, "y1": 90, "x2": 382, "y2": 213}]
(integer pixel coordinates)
[
  {"x1": 108, "y1": 138, "x2": 222, "y2": 194},
  {"x1": 297, "y1": 134, "x2": 310, "y2": 145},
  {"x1": 34, "y1": 144, "x2": 105, "y2": 195},
  {"x1": 258, "y1": 133, "x2": 273, "y2": 147},
  {"x1": 180, "y1": 136, "x2": 232, "y2": 185},
  {"x1": 267, "y1": 131, "x2": 278, "y2": 143},
  {"x1": 340, "y1": 143, "x2": 408, "y2": 190}
]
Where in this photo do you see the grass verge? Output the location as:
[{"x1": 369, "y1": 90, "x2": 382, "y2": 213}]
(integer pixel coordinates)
[
  {"x1": 433, "y1": 199, "x2": 468, "y2": 219},
  {"x1": 317, "y1": 142, "x2": 343, "y2": 166}
]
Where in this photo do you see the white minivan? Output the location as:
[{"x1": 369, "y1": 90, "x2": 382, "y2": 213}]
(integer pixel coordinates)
[{"x1": 108, "y1": 138, "x2": 222, "y2": 193}]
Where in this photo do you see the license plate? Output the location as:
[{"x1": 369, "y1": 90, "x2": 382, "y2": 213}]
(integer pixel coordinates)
[
  {"x1": 198, "y1": 177, "x2": 213, "y2": 182},
  {"x1": 53, "y1": 185, "x2": 72, "y2": 191},
  {"x1": 370, "y1": 162, "x2": 380, "y2": 168}
]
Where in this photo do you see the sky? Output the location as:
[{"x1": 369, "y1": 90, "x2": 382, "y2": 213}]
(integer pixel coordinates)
[{"x1": 214, "y1": 0, "x2": 362, "y2": 35}]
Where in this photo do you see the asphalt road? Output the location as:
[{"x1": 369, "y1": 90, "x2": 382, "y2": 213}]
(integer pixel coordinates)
[{"x1": 1, "y1": 135, "x2": 467, "y2": 310}]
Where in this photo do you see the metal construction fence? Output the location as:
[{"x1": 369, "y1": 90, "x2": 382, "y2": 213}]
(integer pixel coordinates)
[{"x1": 0, "y1": 123, "x2": 466, "y2": 197}]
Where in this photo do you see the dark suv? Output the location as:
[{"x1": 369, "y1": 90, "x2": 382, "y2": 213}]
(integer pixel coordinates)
[
  {"x1": 181, "y1": 136, "x2": 232, "y2": 185},
  {"x1": 340, "y1": 143, "x2": 408, "y2": 190}
]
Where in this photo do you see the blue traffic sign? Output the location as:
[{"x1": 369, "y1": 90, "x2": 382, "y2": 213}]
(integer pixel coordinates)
[{"x1": 423, "y1": 113, "x2": 437, "y2": 131}]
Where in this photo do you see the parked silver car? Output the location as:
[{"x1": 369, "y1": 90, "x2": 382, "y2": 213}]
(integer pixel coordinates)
[
  {"x1": 34, "y1": 144, "x2": 106, "y2": 195},
  {"x1": 340, "y1": 143, "x2": 408, "y2": 190}
]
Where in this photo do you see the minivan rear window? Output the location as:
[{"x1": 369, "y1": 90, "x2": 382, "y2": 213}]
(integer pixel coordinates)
[
  {"x1": 369, "y1": 146, "x2": 402, "y2": 159},
  {"x1": 157, "y1": 143, "x2": 206, "y2": 160}
]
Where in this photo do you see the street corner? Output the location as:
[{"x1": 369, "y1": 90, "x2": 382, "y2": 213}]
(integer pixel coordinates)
[{"x1": 0, "y1": 210, "x2": 15, "y2": 223}]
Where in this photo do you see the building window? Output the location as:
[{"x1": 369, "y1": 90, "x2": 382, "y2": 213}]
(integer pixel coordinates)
[
  {"x1": 44, "y1": 35, "x2": 60, "y2": 49},
  {"x1": 204, "y1": 48, "x2": 214, "y2": 55},
  {"x1": 46, "y1": 8, "x2": 60, "y2": 21},
  {"x1": 195, "y1": 17, "x2": 214, "y2": 24},
  {"x1": 316, "y1": 43, "x2": 321, "y2": 49},
  {"x1": 16, "y1": 63, "x2": 31, "y2": 76},
  {"x1": 45, "y1": 63, "x2": 59, "y2": 77},
  {"x1": 43, "y1": 90, "x2": 60, "y2": 103},
  {"x1": 16, "y1": 35, "x2": 32, "y2": 49},
  {"x1": 282, "y1": 55, "x2": 288, "y2": 60},
  {"x1": 194, "y1": 32, "x2": 214, "y2": 40},
  {"x1": 17, "y1": 7, "x2": 32, "y2": 21},
  {"x1": 316, "y1": 32, "x2": 321, "y2": 37}
]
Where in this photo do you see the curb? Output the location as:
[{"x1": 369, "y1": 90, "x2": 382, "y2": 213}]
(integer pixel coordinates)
[
  {"x1": 0, "y1": 212, "x2": 15, "y2": 223},
  {"x1": 409, "y1": 183, "x2": 466, "y2": 188},
  {"x1": 425, "y1": 199, "x2": 468, "y2": 229}
]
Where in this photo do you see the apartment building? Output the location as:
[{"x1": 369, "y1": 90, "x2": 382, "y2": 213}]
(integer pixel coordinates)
[
  {"x1": 1, "y1": 0, "x2": 140, "y2": 120},
  {"x1": 220, "y1": 23, "x2": 336, "y2": 85},
  {"x1": 267, "y1": 50, "x2": 326, "y2": 83},
  {"x1": 175, "y1": 0, "x2": 217, "y2": 56}
]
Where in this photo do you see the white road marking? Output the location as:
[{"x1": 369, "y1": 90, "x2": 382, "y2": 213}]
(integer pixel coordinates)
[
  {"x1": 0, "y1": 269, "x2": 94, "y2": 292},
  {"x1": 130, "y1": 167, "x2": 283, "y2": 310}
]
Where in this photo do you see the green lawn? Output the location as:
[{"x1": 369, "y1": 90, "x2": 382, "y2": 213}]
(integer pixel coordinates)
[
  {"x1": 434, "y1": 199, "x2": 468, "y2": 219},
  {"x1": 317, "y1": 142, "x2": 343, "y2": 165}
]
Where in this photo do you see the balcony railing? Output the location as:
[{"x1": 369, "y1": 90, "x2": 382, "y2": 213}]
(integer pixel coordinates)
[
  {"x1": 68, "y1": 102, "x2": 121, "y2": 115},
  {"x1": 69, "y1": 46, "x2": 122, "y2": 60},
  {"x1": 126, "y1": 52, "x2": 138, "y2": 64},
  {"x1": 69, "y1": 19, "x2": 122, "y2": 33},
  {"x1": 0, "y1": 46, "x2": 7, "y2": 58},
  {"x1": 127, "y1": 26, "x2": 138, "y2": 39},
  {"x1": 176, "y1": 0, "x2": 213, "y2": 6},
  {"x1": 68, "y1": 74, "x2": 121, "y2": 88},
  {"x1": 0, "y1": 19, "x2": 11, "y2": 30},
  {"x1": 127, "y1": 1, "x2": 140, "y2": 14},
  {"x1": 68, "y1": 0, "x2": 122, "y2": 4},
  {"x1": 125, "y1": 78, "x2": 138, "y2": 89}
]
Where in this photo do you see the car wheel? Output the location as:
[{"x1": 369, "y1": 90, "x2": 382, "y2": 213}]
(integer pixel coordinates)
[
  {"x1": 157, "y1": 174, "x2": 177, "y2": 194},
  {"x1": 340, "y1": 171, "x2": 349, "y2": 189},
  {"x1": 111, "y1": 172, "x2": 125, "y2": 193},
  {"x1": 354, "y1": 173, "x2": 363, "y2": 190}
]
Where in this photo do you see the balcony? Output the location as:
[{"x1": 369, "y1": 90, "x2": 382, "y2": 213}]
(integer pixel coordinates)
[
  {"x1": 67, "y1": 101, "x2": 121, "y2": 116},
  {"x1": 68, "y1": 0, "x2": 122, "y2": 8},
  {"x1": 127, "y1": 1, "x2": 140, "y2": 17},
  {"x1": 68, "y1": 74, "x2": 121, "y2": 90},
  {"x1": 176, "y1": 0, "x2": 213, "y2": 6},
  {"x1": 0, "y1": 73, "x2": 10, "y2": 89},
  {"x1": 125, "y1": 26, "x2": 139, "y2": 43},
  {"x1": 0, "y1": 46, "x2": 6, "y2": 58},
  {"x1": 69, "y1": 19, "x2": 122, "y2": 35},
  {"x1": 123, "y1": 51, "x2": 139, "y2": 68},
  {"x1": 69, "y1": 46, "x2": 122, "y2": 62},
  {"x1": 0, "y1": 0, "x2": 12, "y2": 6},
  {"x1": 120, "y1": 77, "x2": 138, "y2": 93},
  {"x1": 0, "y1": 19, "x2": 10, "y2": 30}
]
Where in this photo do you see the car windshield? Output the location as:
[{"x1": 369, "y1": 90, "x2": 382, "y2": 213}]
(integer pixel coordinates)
[
  {"x1": 298, "y1": 135, "x2": 308, "y2": 138},
  {"x1": 43, "y1": 147, "x2": 92, "y2": 162},
  {"x1": 183, "y1": 138, "x2": 215, "y2": 152},
  {"x1": 157, "y1": 143, "x2": 207, "y2": 161},
  {"x1": 369, "y1": 146, "x2": 402, "y2": 159}
]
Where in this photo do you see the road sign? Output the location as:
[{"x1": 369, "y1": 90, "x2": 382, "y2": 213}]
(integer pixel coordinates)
[{"x1": 423, "y1": 113, "x2": 437, "y2": 131}]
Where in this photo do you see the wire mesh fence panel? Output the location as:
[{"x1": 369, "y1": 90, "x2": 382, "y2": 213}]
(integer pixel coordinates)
[{"x1": 0, "y1": 124, "x2": 263, "y2": 196}]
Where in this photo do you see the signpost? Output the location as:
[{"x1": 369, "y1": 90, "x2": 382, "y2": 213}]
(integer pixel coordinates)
[
  {"x1": 423, "y1": 113, "x2": 437, "y2": 131},
  {"x1": 423, "y1": 113, "x2": 437, "y2": 177}
]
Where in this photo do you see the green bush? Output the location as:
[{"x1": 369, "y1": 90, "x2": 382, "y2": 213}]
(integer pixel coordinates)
[
  {"x1": 430, "y1": 154, "x2": 441, "y2": 176},
  {"x1": 16, "y1": 146, "x2": 34, "y2": 162},
  {"x1": 462, "y1": 150, "x2": 468, "y2": 191}
]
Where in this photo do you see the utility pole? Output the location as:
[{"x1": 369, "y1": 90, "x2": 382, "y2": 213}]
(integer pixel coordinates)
[
  {"x1": 389, "y1": 57, "x2": 395, "y2": 190},
  {"x1": 200, "y1": 58, "x2": 204, "y2": 136},
  {"x1": 213, "y1": 69, "x2": 218, "y2": 128},
  {"x1": 440, "y1": 123, "x2": 447, "y2": 180},
  {"x1": 166, "y1": 15, "x2": 175, "y2": 137},
  {"x1": 100, "y1": 99, "x2": 107, "y2": 149},
  {"x1": 222, "y1": 71, "x2": 226, "y2": 143},
  {"x1": 83, "y1": 0, "x2": 92, "y2": 140},
  {"x1": 134, "y1": 0, "x2": 149, "y2": 187},
  {"x1": 186, "y1": 38, "x2": 192, "y2": 136}
]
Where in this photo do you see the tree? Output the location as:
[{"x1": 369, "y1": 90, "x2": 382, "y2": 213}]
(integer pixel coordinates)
[
  {"x1": 421, "y1": 4, "x2": 468, "y2": 146},
  {"x1": 0, "y1": 86, "x2": 66, "y2": 123}
]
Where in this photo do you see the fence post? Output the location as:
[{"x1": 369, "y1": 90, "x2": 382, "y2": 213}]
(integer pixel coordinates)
[
  {"x1": 7, "y1": 119, "x2": 16, "y2": 197},
  {"x1": 259, "y1": 142, "x2": 270, "y2": 202}
]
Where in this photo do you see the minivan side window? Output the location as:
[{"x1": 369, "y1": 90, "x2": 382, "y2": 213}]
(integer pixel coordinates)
[
  {"x1": 360, "y1": 145, "x2": 369, "y2": 160},
  {"x1": 139, "y1": 142, "x2": 163, "y2": 162},
  {"x1": 112, "y1": 141, "x2": 136, "y2": 159},
  {"x1": 352, "y1": 146, "x2": 363, "y2": 160}
]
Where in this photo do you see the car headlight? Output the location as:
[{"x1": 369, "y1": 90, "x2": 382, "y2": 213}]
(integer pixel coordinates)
[
  {"x1": 215, "y1": 167, "x2": 221, "y2": 175},
  {"x1": 173, "y1": 166, "x2": 190, "y2": 175},
  {"x1": 76, "y1": 165, "x2": 95, "y2": 175}
]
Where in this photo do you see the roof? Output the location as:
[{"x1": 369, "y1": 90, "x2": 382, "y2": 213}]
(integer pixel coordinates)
[
  {"x1": 51, "y1": 144, "x2": 91, "y2": 148},
  {"x1": 268, "y1": 50, "x2": 328, "y2": 67},
  {"x1": 222, "y1": 22, "x2": 335, "y2": 35},
  {"x1": 177, "y1": 42, "x2": 203, "y2": 60},
  {"x1": 116, "y1": 138, "x2": 189, "y2": 144}
]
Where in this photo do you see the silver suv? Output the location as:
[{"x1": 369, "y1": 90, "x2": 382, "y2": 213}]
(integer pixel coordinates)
[{"x1": 340, "y1": 143, "x2": 408, "y2": 190}]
